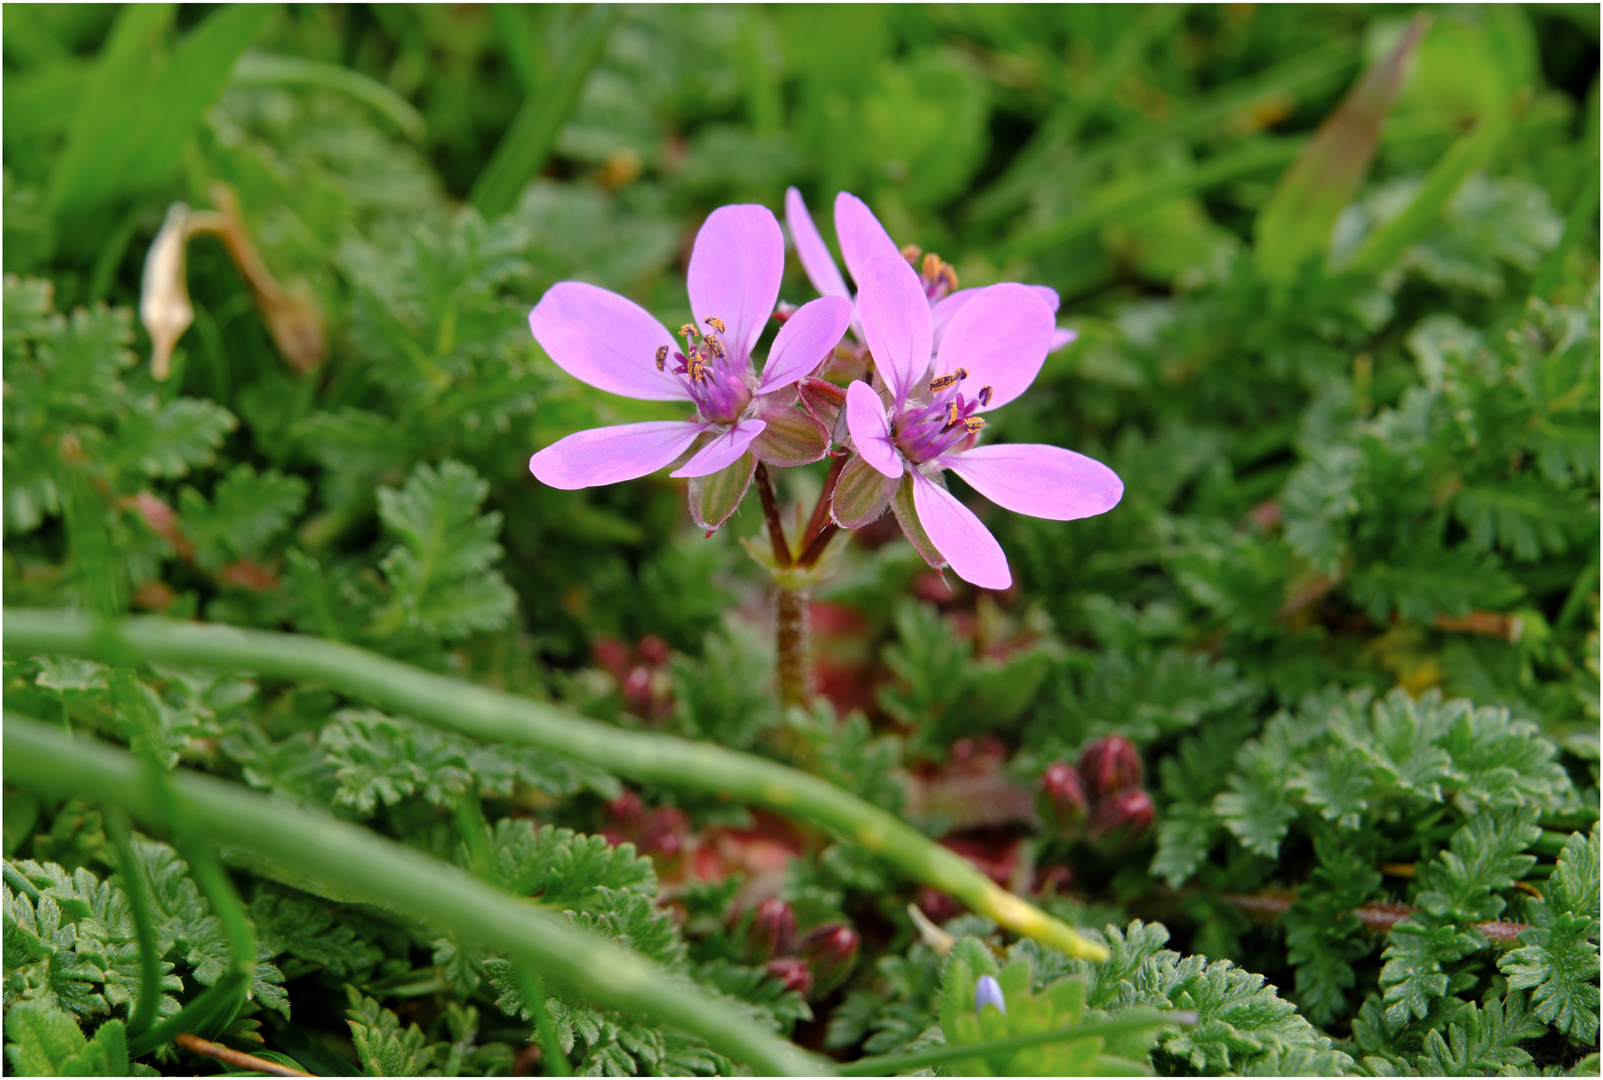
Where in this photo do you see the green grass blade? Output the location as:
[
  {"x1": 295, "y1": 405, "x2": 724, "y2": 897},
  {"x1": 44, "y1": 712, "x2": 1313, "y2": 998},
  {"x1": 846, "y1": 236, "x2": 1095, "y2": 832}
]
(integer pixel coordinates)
[
  {"x1": 3, "y1": 713, "x2": 822, "y2": 1077},
  {"x1": 469, "y1": 4, "x2": 615, "y2": 219},
  {"x1": 964, "y1": 37, "x2": 1358, "y2": 234},
  {"x1": 1, "y1": 607, "x2": 1110, "y2": 962},
  {"x1": 1531, "y1": 160, "x2": 1601, "y2": 298},
  {"x1": 999, "y1": 137, "x2": 1301, "y2": 261},
  {"x1": 836, "y1": 1009, "x2": 1193, "y2": 1076},
  {"x1": 1344, "y1": 90, "x2": 1529, "y2": 278},
  {"x1": 231, "y1": 52, "x2": 426, "y2": 141},
  {"x1": 1253, "y1": 15, "x2": 1427, "y2": 283},
  {"x1": 47, "y1": 4, "x2": 277, "y2": 240}
]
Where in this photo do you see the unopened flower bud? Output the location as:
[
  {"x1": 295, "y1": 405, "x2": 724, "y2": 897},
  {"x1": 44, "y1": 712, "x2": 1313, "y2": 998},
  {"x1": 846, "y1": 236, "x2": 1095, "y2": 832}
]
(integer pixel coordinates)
[
  {"x1": 764, "y1": 956, "x2": 812, "y2": 996},
  {"x1": 797, "y1": 924, "x2": 859, "y2": 996},
  {"x1": 974, "y1": 974, "x2": 1006, "y2": 1015},
  {"x1": 592, "y1": 638, "x2": 632, "y2": 681},
  {"x1": 1038, "y1": 762, "x2": 1089, "y2": 836},
  {"x1": 637, "y1": 635, "x2": 671, "y2": 667},
  {"x1": 1077, "y1": 735, "x2": 1144, "y2": 802},
  {"x1": 746, "y1": 898, "x2": 796, "y2": 962},
  {"x1": 1087, "y1": 789, "x2": 1155, "y2": 852}
]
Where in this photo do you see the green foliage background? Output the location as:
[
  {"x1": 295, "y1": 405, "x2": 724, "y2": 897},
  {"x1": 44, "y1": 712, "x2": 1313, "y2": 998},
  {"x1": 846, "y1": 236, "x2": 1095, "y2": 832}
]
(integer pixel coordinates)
[{"x1": 3, "y1": 3, "x2": 1598, "y2": 1076}]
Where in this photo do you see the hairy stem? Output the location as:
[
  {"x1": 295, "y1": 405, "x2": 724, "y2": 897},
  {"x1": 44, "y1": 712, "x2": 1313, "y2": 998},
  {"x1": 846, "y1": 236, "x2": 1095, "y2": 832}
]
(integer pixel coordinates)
[
  {"x1": 754, "y1": 463, "x2": 793, "y2": 568},
  {"x1": 796, "y1": 523, "x2": 840, "y2": 568},
  {"x1": 4, "y1": 714, "x2": 819, "y2": 1077},
  {"x1": 2, "y1": 608, "x2": 1109, "y2": 961},
  {"x1": 775, "y1": 585, "x2": 811, "y2": 708}
]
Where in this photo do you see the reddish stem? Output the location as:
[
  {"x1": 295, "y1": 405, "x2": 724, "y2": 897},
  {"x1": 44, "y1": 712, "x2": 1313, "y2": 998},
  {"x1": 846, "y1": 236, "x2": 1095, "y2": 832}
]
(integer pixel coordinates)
[
  {"x1": 754, "y1": 464, "x2": 793, "y2": 568},
  {"x1": 797, "y1": 524, "x2": 840, "y2": 568},
  {"x1": 799, "y1": 455, "x2": 847, "y2": 553}
]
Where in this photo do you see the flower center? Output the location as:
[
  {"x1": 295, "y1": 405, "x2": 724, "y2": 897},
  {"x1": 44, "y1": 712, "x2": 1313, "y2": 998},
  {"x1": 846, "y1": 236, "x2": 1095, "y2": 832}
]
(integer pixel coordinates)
[
  {"x1": 901, "y1": 245, "x2": 959, "y2": 303},
  {"x1": 655, "y1": 315, "x2": 752, "y2": 424},
  {"x1": 892, "y1": 368, "x2": 991, "y2": 464}
]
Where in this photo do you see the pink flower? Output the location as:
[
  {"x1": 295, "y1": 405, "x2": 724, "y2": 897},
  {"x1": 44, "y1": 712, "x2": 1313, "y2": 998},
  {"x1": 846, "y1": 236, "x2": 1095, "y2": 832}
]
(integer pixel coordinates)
[
  {"x1": 784, "y1": 187, "x2": 1078, "y2": 353},
  {"x1": 836, "y1": 254, "x2": 1122, "y2": 589},
  {"x1": 528, "y1": 204, "x2": 852, "y2": 526}
]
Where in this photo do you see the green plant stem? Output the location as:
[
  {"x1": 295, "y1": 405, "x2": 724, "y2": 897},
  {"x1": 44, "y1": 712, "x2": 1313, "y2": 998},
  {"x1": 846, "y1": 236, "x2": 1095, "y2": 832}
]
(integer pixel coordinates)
[
  {"x1": 111, "y1": 668, "x2": 255, "y2": 1051},
  {"x1": 107, "y1": 809, "x2": 164, "y2": 1039},
  {"x1": 515, "y1": 964, "x2": 571, "y2": 1077},
  {"x1": 836, "y1": 1009, "x2": 1195, "y2": 1077},
  {"x1": 3, "y1": 608, "x2": 1109, "y2": 962},
  {"x1": 3, "y1": 713, "x2": 819, "y2": 1077}
]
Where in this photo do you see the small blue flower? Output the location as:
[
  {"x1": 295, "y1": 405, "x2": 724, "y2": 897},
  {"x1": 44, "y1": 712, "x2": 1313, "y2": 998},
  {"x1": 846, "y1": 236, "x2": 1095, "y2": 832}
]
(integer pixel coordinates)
[{"x1": 974, "y1": 974, "x2": 1006, "y2": 1015}]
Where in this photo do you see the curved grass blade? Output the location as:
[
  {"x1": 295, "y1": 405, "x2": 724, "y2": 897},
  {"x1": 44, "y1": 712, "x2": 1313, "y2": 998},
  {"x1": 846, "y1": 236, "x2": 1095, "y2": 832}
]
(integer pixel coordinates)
[{"x1": 4, "y1": 713, "x2": 822, "y2": 1077}]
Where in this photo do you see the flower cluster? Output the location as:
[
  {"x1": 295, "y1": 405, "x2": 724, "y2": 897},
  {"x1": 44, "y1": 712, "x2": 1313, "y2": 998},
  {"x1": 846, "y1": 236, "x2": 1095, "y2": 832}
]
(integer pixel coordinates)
[{"x1": 527, "y1": 192, "x2": 1122, "y2": 589}]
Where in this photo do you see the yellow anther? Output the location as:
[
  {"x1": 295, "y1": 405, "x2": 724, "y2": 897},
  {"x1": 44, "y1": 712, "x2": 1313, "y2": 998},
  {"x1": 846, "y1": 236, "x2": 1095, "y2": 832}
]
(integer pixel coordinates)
[
  {"x1": 704, "y1": 335, "x2": 726, "y2": 359},
  {"x1": 954, "y1": 366, "x2": 969, "y2": 380},
  {"x1": 654, "y1": 345, "x2": 669, "y2": 371},
  {"x1": 928, "y1": 373, "x2": 959, "y2": 393},
  {"x1": 964, "y1": 417, "x2": 987, "y2": 433},
  {"x1": 703, "y1": 315, "x2": 727, "y2": 334},
  {"x1": 977, "y1": 384, "x2": 994, "y2": 406},
  {"x1": 946, "y1": 401, "x2": 960, "y2": 425},
  {"x1": 680, "y1": 323, "x2": 698, "y2": 338},
  {"x1": 900, "y1": 244, "x2": 923, "y2": 264},
  {"x1": 685, "y1": 356, "x2": 707, "y2": 381}
]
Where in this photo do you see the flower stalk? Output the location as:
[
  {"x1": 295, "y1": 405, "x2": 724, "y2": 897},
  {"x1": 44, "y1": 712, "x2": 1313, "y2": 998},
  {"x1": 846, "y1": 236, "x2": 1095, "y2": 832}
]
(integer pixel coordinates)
[{"x1": 3, "y1": 607, "x2": 1109, "y2": 962}]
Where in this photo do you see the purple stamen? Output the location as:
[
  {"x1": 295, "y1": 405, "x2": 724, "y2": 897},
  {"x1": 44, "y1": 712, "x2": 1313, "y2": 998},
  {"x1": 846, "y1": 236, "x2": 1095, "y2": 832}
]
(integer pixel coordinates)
[{"x1": 656, "y1": 315, "x2": 752, "y2": 424}]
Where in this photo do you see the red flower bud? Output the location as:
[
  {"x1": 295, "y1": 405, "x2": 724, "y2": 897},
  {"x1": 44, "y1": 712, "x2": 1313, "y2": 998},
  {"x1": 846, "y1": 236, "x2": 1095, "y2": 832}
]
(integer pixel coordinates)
[
  {"x1": 592, "y1": 638, "x2": 632, "y2": 681},
  {"x1": 746, "y1": 897, "x2": 796, "y2": 961},
  {"x1": 1087, "y1": 789, "x2": 1155, "y2": 852},
  {"x1": 1077, "y1": 736, "x2": 1144, "y2": 802},
  {"x1": 604, "y1": 791, "x2": 645, "y2": 833},
  {"x1": 797, "y1": 924, "x2": 859, "y2": 996},
  {"x1": 637, "y1": 635, "x2": 671, "y2": 667},
  {"x1": 764, "y1": 956, "x2": 812, "y2": 996},
  {"x1": 1038, "y1": 762, "x2": 1089, "y2": 837}
]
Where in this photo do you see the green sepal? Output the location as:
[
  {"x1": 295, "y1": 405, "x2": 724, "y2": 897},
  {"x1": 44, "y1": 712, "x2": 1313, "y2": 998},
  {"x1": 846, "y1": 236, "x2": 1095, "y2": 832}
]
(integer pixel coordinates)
[
  {"x1": 751, "y1": 390, "x2": 830, "y2": 466},
  {"x1": 890, "y1": 470, "x2": 947, "y2": 572},
  {"x1": 831, "y1": 456, "x2": 897, "y2": 528},
  {"x1": 688, "y1": 452, "x2": 757, "y2": 531}
]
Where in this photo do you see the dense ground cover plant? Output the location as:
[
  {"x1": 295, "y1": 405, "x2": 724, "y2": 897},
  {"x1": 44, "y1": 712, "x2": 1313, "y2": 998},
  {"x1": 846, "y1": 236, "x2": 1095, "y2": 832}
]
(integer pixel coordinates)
[{"x1": 4, "y1": 4, "x2": 1599, "y2": 1076}]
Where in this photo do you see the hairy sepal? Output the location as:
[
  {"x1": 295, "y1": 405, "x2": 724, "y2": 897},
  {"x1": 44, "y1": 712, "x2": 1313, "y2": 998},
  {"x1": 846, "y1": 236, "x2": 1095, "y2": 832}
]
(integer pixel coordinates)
[
  {"x1": 797, "y1": 378, "x2": 848, "y2": 438},
  {"x1": 751, "y1": 390, "x2": 830, "y2": 466},
  {"x1": 891, "y1": 469, "x2": 947, "y2": 571},
  {"x1": 831, "y1": 455, "x2": 897, "y2": 528},
  {"x1": 689, "y1": 452, "x2": 757, "y2": 530}
]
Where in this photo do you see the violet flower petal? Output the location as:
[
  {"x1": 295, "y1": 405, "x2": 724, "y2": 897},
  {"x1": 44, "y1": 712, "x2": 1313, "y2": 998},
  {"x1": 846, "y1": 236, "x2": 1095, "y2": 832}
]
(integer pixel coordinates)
[
  {"x1": 530, "y1": 420, "x2": 709, "y2": 490},
  {"x1": 834, "y1": 191, "x2": 902, "y2": 287},
  {"x1": 942, "y1": 443, "x2": 1123, "y2": 521},
  {"x1": 933, "y1": 283, "x2": 1054, "y2": 413},
  {"x1": 845, "y1": 379, "x2": 903, "y2": 479},
  {"x1": 910, "y1": 470, "x2": 1011, "y2": 589},
  {"x1": 857, "y1": 254, "x2": 932, "y2": 407},
  {"x1": 688, "y1": 204, "x2": 784, "y2": 360},
  {"x1": 784, "y1": 187, "x2": 851, "y2": 301},
  {"x1": 1049, "y1": 327, "x2": 1079, "y2": 353},
  {"x1": 931, "y1": 284, "x2": 1061, "y2": 352},
  {"x1": 670, "y1": 419, "x2": 767, "y2": 478},
  {"x1": 757, "y1": 294, "x2": 853, "y2": 394},
  {"x1": 528, "y1": 283, "x2": 687, "y2": 403}
]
